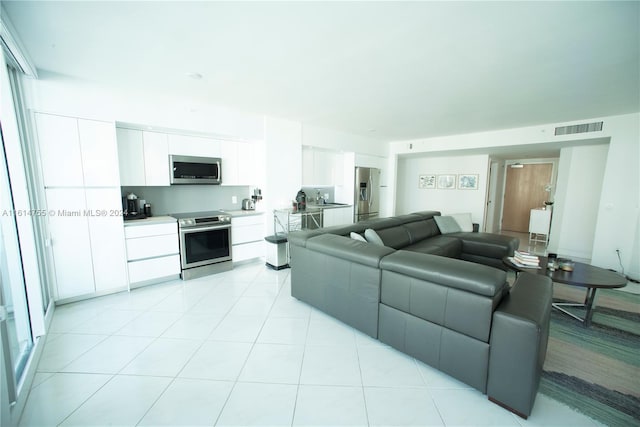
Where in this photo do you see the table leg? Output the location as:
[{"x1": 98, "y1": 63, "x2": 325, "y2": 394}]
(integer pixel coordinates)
[
  {"x1": 583, "y1": 288, "x2": 598, "y2": 327},
  {"x1": 551, "y1": 287, "x2": 597, "y2": 327}
]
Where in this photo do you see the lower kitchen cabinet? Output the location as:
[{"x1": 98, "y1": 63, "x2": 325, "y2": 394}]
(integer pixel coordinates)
[
  {"x1": 231, "y1": 214, "x2": 265, "y2": 262},
  {"x1": 85, "y1": 189, "x2": 129, "y2": 293},
  {"x1": 45, "y1": 188, "x2": 128, "y2": 301},
  {"x1": 322, "y1": 206, "x2": 353, "y2": 227},
  {"x1": 124, "y1": 220, "x2": 180, "y2": 286}
]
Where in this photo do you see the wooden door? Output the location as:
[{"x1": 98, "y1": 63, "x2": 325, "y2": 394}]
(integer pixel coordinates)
[{"x1": 502, "y1": 163, "x2": 553, "y2": 232}]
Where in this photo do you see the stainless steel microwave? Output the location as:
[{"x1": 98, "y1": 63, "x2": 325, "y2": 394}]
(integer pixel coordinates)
[{"x1": 169, "y1": 155, "x2": 222, "y2": 185}]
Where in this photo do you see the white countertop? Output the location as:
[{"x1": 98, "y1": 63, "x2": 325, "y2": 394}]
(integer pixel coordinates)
[
  {"x1": 225, "y1": 209, "x2": 266, "y2": 217},
  {"x1": 123, "y1": 215, "x2": 176, "y2": 226}
]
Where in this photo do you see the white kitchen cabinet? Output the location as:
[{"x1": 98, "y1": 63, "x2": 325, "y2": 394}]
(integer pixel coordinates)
[
  {"x1": 220, "y1": 140, "x2": 239, "y2": 185},
  {"x1": 232, "y1": 214, "x2": 265, "y2": 262},
  {"x1": 221, "y1": 140, "x2": 265, "y2": 186},
  {"x1": 78, "y1": 119, "x2": 121, "y2": 187},
  {"x1": 124, "y1": 220, "x2": 180, "y2": 286},
  {"x1": 116, "y1": 128, "x2": 146, "y2": 186},
  {"x1": 116, "y1": 128, "x2": 170, "y2": 186},
  {"x1": 45, "y1": 188, "x2": 129, "y2": 300},
  {"x1": 36, "y1": 112, "x2": 120, "y2": 188},
  {"x1": 45, "y1": 188, "x2": 96, "y2": 300},
  {"x1": 85, "y1": 188, "x2": 128, "y2": 293},
  {"x1": 35, "y1": 113, "x2": 85, "y2": 187},
  {"x1": 168, "y1": 134, "x2": 221, "y2": 157},
  {"x1": 322, "y1": 206, "x2": 353, "y2": 227},
  {"x1": 302, "y1": 146, "x2": 343, "y2": 186},
  {"x1": 128, "y1": 255, "x2": 180, "y2": 284},
  {"x1": 143, "y1": 132, "x2": 170, "y2": 186},
  {"x1": 301, "y1": 146, "x2": 315, "y2": 186}
]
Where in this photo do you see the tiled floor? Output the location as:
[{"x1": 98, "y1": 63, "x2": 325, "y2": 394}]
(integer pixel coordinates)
[{"x1": 19, "y1": 261, "x2": 604, "y2": 426}]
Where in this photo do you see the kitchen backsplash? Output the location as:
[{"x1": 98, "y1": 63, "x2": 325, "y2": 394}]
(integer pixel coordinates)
[
  {"x1": 122, "y1": 185, "x2": 251, "y2": 215},
  {"x1": 300, "y1": 186, "x2": 335, "y2": 204}
]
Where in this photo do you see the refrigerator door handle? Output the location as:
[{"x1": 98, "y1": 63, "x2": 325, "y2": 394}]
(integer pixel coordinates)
[{"x1": 368, "y1": 175, "x2": 373, "y2": 208}]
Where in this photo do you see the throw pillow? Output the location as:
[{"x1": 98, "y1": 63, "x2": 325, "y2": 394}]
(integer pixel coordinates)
[
  {"x1": 364, "y1": 228, "x2": 385, "y2": 246},
  {"x1": 450, "y1": 213, "x2": 474, "y2": 232},
  {"x1": 433, "y1": 215, "x2": 462, "y2": 234},
  {"x1": 350, "y1": 232, "x2": 366, "y2": 242}
]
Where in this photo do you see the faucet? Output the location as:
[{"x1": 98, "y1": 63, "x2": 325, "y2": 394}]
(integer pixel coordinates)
[{"x1": 315, "y1": 189, "x2": 324, "y2": 205}]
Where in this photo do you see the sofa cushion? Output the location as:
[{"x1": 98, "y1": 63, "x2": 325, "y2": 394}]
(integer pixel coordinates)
[
  {"x1": 364, "y1": 229, "x2": 385, "y2": 246},
  {"x1": 450, "y1": 213, "x2": 474, "y2": 232},
  {"x1": 380, "y1": 251, "x2": 507, "y2": 342},
  {"x1": 350, "y1": 232, "x2": 366, "y2": 242},
  {"x1": 434, "y1": 215, "x2": 462, "y2": 234},
  {"x1": 405, "y1": 235, "x2": 462, "y2": 258},
  {"x1": 380, "y1": 250, "x2": 507, "y2": 298},
  {"x1": 403, "y1": 219, "x2": 441, "y2": 243},
  {"x1": 450, "y1": 232, "x2": 519, "y2": 259},
  {"x1": 371, "y1": 226, "x2": 412, "y2": 249}
]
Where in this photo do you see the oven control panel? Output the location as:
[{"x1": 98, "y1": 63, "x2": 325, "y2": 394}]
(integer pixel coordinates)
[{"x1": 178, "y1": 215, "x2": 231, "y2": 228}]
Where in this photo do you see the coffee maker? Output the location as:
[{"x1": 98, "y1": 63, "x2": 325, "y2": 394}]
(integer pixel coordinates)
[{"x1": 122, "y1": 193, "x2": 146, "y2": 220}]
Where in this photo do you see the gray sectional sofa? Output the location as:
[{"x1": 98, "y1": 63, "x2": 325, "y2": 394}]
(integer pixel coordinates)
[{"x1": 288, "y1": 211, "x2": 553, "y2": 418}]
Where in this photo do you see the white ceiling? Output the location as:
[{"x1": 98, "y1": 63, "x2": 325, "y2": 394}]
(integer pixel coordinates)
[{"x1": 4, "y1": 1, "x2": 639, "y2": 142}]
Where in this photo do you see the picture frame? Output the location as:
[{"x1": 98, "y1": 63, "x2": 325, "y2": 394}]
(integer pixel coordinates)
[
  {"x1": 458, "y1": 174, "x2": 479, "y2": 190},
  {"x1": 437, "y1": 174, "x2": 457, "y2": 189},
  {"x1": 418, "y1": 174, "x2": 436, "y2": 189}
]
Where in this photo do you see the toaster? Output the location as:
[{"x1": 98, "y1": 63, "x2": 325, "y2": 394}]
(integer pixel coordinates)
[{"x1": 242, "y1": 198, "x2": 255, "y2": 210}]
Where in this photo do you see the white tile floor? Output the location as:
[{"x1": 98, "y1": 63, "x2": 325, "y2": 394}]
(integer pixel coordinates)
[{"x1": 19, "y1": 261, "x2": 604, "y2": 427}]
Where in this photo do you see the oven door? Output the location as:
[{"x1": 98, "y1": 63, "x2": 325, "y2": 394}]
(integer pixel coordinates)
[{"x1": 179, "y1": 224, "x2": 232, "y2": 269}]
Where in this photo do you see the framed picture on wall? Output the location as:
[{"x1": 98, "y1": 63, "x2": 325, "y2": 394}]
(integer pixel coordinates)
[
  {"x1": 458, "y1": 174, "x2": 479, "y2": 190},
  {"x1": 437, "y1": 174, "x2": 457, "y2": 189},
  {"x1": 419, "y1": 174, "x2": 436, "y2": 189}
]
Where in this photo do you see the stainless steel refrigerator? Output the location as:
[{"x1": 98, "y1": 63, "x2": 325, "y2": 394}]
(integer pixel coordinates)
[{"x1": 354, "y1": 167, "x2": 380, "y2": 222}]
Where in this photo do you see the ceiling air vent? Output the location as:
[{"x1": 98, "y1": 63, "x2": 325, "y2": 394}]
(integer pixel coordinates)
[{"x1": 554, "y1": 121, "x2": 603, "y2": 136}]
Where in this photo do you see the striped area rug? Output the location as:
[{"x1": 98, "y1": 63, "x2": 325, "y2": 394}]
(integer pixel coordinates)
[{"x1": 540, "y1": 288, "x2": 640, "y2": 427}]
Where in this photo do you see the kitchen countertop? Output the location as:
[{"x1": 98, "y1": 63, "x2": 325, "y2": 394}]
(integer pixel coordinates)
[
  {"x1": 224, "y1": 209, "x2": 266, "y2": 218},
  {"x1": 308, "y1": 203, "x2": 352, "y2": 209},
  {"x1": 280, "y1": 203, "x2": 353, "y2": 214},
  {"x1": 123, "y1": 215, "x2": 177, "y2": 226}
]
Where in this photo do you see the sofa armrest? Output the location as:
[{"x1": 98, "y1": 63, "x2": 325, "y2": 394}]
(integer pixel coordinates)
[
  {"x1": 487, "y1": 272, "x2": 552, "y2": 418},
  {"x1": 287, "y1": 229, "x2": 325, "y2": 248}
]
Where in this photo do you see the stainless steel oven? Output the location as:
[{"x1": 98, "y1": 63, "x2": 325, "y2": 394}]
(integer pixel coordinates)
[{"x1": 172, "y1": 211, "x2": 232, "y2": 280}]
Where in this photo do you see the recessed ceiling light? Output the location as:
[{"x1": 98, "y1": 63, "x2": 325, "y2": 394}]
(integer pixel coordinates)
[{"x1": 185, "y1": 72, "x2": 203, "y2": 80}]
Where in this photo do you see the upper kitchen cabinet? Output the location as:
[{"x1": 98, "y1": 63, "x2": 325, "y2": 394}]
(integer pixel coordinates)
[
  {"x1": 168, "y1": 134, "x2": 221, "y2": 157},
  {"x1": 302, "y1": 146, "x2": 344, "y2": 186},
  {"x1": 143, "y1": 132, "x2": 169, "y2": 186},
  {"x1": 221, "y1": 140, "x2": 265, "y2": 186},
  {"x1": 116, "y1": 128, "x2": 170, "y2": 186},
  {"x1": 35, "y1": 112, "x2": 120, "y2": 187},
  {"x1": 78, "y1": 120, "x2": 121, "y2": 187},
  {"x1": 116, "y1": 128, "x2": 145, "y2": 186}
]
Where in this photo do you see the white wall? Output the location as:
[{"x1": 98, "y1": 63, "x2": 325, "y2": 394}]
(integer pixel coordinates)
[
  {"x1": 548, "y1": 144, "x2": 609, "y2": 261},
  {"x1": 27, "y1": 71, "x2": 264, "y2": 141},
  {"x1": 303, "y1": 124, "x2": 386, "y2": 157},
  {"x1": 396, "y1": 154, "x2": 489, "y2": 229},
  {"x1": 264, "y1": 117, "x2": 302, "y2": 234},
  {"x1": 389, "y1": 112, "x2": 640, "y2": 275},
  {"x1": 590, "y1": 114, "x2": 640, "y2": 279}
]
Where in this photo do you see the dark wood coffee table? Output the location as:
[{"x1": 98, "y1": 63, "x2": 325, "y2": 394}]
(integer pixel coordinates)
[{"x1": 503, "y1": 256, "x2": 627, "y2": 327}]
